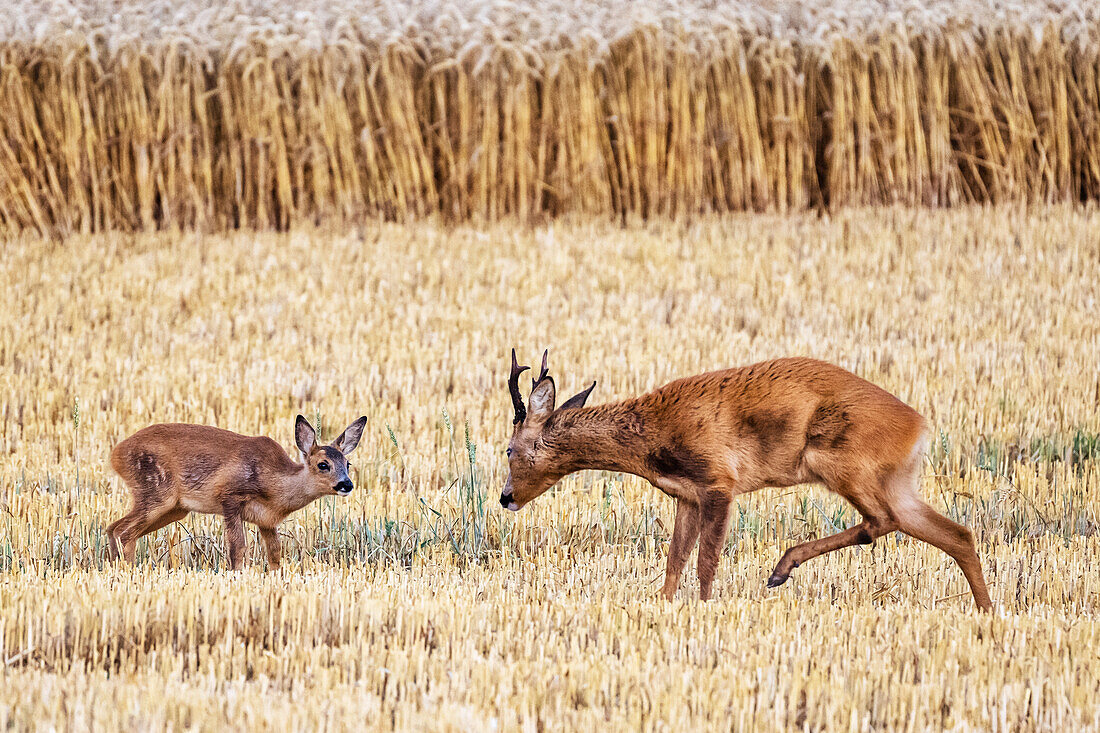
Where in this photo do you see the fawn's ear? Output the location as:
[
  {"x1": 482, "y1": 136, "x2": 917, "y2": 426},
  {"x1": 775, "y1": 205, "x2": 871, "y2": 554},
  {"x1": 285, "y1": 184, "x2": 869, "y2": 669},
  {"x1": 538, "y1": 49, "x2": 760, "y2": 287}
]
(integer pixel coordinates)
[
  {"x1": 295, "y1": 415, "x2": 316, "y2": 455},
  {"x1": 528, "y1": 377, "x2": 556, "y2": 419},
  {"x1": 332, "y1": 416, "x2": 367, "y2": 455},
  {"x1": 558, "y1": 381, "x2": 596, "y2": 411}
]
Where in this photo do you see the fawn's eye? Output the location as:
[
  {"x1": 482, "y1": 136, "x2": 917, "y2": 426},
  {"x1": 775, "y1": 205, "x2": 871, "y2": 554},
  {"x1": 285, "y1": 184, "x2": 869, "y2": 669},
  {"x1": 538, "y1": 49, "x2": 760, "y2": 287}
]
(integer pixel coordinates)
[
  {"x1": 506, "y1": 448, "x2": 513, "y2": 457},
  {"x1": 318, "y1": 461, "x2": 330, "y2": 471}
]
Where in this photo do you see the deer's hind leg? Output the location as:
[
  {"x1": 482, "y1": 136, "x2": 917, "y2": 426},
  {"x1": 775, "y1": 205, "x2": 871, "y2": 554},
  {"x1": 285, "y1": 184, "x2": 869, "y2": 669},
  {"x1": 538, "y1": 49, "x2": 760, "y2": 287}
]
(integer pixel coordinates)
[
  {"x1": 767, "y1": 513, "x2": 897, "y2": 588},
  {"x1": 767, "y1": 467, "x2": 898, "y2": 588},
  {"x1": 886, "y1": 458, "x2": 993, "y2": 611}
]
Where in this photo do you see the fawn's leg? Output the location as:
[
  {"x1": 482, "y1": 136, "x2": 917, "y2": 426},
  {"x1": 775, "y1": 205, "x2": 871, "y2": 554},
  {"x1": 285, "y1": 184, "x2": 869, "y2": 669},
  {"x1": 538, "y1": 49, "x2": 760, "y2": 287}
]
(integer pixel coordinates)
[
  {"x1": 109, "y1": 503, "x2": 182, "y2": 563},
  {"x1": 223, "y1": 511, "x2": 247, "y2": 570},
  {"x1": 661, "y1": 499, "x2": 701, "y2": 600},
  {"x1": 143, "y1": 508, "x2": 188, "y2": 536},
  {"x1": 127, "y1": 507, "x2": 188, "y2": 558},
  {"x1": 106, "y1": 515, "x2": 129, "y2": 561},
  {"x1": 108, "y1": 451, "x2": 176, "y2": 564},
  {"x1": 259, "y1": 527, "x2": 282, "y2": 571}
]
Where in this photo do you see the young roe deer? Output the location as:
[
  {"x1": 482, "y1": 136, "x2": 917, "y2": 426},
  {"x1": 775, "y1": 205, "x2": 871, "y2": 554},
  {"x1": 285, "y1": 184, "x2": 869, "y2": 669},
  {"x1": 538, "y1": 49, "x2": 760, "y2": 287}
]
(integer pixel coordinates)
[
  {"x1": 500, "y1": 351, "x2": 992, "y2": 611},
  {"x1": 107, "y1": 415, "x2": 367, "y2": 570}
]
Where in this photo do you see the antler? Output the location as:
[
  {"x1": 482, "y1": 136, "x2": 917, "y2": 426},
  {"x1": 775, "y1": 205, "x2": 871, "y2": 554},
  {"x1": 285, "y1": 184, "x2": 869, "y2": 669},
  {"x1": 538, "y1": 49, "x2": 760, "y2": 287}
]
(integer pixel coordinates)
[
  {"x1": 531, "y1": 349, "x2": 549, "y2": 388},
  {"x1": 509, "y1": 349, "x2": 530, "y2": 424}
]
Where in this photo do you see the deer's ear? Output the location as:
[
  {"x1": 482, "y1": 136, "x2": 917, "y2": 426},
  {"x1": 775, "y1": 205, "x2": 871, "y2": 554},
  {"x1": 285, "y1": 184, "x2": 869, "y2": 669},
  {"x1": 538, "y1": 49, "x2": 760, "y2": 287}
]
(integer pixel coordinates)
[
  {"x1": 295, "y1": 415, "x2": 316, "y2": 455},
  {"x1": 332, "y1": 416, "x2": 367, "y2": 454},
  {"x1": 558, "y1": 381, "x2": 596, "y2": 411},
  {"x1": 528, "y1": 377, "x2": 556, "y2": 418}
]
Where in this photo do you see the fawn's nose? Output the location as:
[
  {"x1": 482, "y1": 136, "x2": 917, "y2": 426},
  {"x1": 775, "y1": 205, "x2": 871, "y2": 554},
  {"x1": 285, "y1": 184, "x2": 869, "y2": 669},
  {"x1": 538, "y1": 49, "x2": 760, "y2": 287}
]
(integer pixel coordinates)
[{"x1": 335, "y1": 479, "x2": 353, "y2": 495}]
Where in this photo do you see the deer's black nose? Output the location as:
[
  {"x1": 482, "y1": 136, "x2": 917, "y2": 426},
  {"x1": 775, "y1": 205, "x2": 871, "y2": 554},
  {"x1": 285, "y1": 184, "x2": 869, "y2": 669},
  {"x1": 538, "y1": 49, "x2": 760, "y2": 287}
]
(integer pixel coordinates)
[
  {"x1": 499, "y1": 492, "x2": 512, "y2": 508},
  {"x1": 336, "y1": 479, "x2": 353, "y2": 495}
]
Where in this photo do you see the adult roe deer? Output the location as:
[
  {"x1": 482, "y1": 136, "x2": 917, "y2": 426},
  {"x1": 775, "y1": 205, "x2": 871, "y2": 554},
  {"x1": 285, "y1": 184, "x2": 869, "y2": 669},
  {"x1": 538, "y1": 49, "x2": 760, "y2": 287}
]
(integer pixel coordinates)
[
  {"x1": 500, "y1": 351, "x2": 992, "y2": 610},
  {"x1": 108, "y1": 415, "x2": 367, "y2": 569}
]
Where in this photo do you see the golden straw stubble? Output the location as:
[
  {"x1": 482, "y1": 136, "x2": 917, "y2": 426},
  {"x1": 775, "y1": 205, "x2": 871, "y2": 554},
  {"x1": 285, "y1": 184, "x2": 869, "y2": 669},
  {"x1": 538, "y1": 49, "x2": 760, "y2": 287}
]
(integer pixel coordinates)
[{"x1": 1, "y1": 209, "x2": 1099, "y2": 728}]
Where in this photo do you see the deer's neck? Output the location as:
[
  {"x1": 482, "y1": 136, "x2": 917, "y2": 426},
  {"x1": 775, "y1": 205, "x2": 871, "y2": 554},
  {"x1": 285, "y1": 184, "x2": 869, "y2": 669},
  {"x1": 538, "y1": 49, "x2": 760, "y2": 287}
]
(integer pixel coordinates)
[{"x1": 541, "y1": 400, "x2": 652, "y2": 478}]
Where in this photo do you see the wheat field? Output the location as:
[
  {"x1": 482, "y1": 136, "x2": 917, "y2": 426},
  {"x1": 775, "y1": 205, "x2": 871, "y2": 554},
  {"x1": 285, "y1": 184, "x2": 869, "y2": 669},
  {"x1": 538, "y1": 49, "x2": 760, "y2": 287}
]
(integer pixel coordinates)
[
  {"x1": 6, "y1": 0, "x2": 1100, "y2": 232},
  {"x1": 1, "y1": 207, "x2": 1098, "y2": 729}
]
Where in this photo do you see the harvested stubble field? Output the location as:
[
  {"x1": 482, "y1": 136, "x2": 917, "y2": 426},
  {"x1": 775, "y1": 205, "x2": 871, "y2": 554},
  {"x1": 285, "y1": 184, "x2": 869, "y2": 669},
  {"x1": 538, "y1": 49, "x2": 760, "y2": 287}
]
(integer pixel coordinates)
[{"x1": 0, "y1": 207, "x2": 1098, "y2": 729}]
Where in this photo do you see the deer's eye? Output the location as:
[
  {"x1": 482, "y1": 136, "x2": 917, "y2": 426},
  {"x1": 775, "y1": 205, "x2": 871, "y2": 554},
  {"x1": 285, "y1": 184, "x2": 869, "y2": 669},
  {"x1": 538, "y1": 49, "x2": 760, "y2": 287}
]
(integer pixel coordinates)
[
  {"x1": 506, "y1": 448, "x2": 513, "y2": 457},
  {"x1": 318, "y1": 461, "x2": 330, "y2": 472}
]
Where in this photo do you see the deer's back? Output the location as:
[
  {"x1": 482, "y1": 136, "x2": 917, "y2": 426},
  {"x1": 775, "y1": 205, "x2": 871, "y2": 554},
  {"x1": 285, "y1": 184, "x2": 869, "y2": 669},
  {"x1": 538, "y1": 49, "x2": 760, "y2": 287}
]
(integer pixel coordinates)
[{"x1": 641, "y1": 358, "x2": 927, "y2": 488}]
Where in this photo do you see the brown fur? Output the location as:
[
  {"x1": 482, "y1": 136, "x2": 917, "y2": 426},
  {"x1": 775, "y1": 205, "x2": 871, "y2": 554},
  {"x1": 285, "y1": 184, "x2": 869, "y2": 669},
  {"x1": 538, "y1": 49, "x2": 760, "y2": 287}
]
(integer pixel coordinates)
[
  {"x1": 503, "y1": 355, "x2": 992, "y2": 611},
  {"x1": 107, "y1": 416, "x2": 366, "y2": 570}
]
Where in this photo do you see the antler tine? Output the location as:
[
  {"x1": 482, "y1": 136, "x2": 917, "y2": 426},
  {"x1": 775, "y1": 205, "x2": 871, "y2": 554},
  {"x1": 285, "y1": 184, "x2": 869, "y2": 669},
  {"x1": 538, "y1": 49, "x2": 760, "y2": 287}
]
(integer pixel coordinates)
[
  {"x1": 531, "y1": 349, "x2": 549, "y2": 388},
  {"x1": 509, "y1": 348, "x2": 530, "y2": 424}
]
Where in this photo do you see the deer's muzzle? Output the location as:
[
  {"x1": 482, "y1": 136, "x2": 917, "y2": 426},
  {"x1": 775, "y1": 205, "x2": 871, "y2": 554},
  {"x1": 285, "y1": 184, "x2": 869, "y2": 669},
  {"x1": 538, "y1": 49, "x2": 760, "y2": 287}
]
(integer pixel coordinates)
[{"x1": 499, "y1": 491, "x2": 519, "y2": 511}]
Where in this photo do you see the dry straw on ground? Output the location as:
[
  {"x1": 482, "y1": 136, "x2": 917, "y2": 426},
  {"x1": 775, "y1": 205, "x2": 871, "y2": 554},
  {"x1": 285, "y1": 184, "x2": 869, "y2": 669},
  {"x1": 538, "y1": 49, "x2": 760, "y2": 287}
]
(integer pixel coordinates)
[
  {"x1": 4, "y1": 0, "x2": 1100, "y2": 233},
  {"x1": 1, "y1": 209, "x2": 1098, "y2": 728}
]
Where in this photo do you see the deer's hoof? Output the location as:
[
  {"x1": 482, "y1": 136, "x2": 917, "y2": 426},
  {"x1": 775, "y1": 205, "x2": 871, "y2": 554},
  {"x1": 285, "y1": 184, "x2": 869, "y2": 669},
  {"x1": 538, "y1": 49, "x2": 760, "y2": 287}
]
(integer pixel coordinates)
[{"x1": 766, "y1": 571, "x2": 789, "y2": 588}]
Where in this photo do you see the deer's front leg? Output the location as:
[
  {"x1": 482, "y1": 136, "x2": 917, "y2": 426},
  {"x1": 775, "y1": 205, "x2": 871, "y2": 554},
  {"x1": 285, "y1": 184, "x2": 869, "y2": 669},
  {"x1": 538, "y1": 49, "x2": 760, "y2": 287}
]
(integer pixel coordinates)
[
  {"x1": 259, "y1": 526, "x2": 282, "y2": 571},
  {"x1": 697, "y1": 491, "x2": 733, "y2": 601},
  {"x1": 223, "y1": 510, "x2": 247, "y2": 570},
  {"x1": 661, "y1": 498, "x2": 701, "y2": 600}
]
